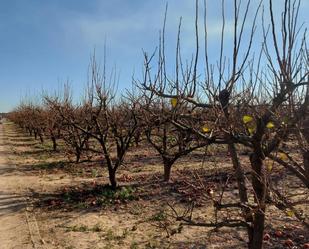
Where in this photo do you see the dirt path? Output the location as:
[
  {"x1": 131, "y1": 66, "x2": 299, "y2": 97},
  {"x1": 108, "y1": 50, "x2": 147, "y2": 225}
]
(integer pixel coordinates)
[{"x1": 0, "y1": 122, "x2": 40, "y2": 249}]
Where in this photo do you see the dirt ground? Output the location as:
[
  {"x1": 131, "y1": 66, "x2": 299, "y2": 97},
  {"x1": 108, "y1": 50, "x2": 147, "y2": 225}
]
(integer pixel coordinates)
[
  {"x1": 0, "y1": 122, "x2": 37, "y2": 249},
  {"x1": 0, "y1": 121, "x2": 308, "y2": 249}
]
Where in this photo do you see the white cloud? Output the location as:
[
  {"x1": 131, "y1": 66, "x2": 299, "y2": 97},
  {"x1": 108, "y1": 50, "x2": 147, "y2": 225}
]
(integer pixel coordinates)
[{"x1": 61, "y1": 1, "x2": 235, "y2": 50}]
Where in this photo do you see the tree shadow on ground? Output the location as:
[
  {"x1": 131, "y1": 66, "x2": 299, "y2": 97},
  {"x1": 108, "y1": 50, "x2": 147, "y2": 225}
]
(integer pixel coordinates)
[
  {"x1": 4, "y1": 142, "x2": 38, "y2": 147},
  {"x1": 168, "y1": 236, "x2": 247, "y2": 249},
  {"x1": 8, "y1": 137, "x2": 35, "y2": 142},
  {"x1": 18, "y1": 149, "x2": 54, "y2": 155},
  {"x1": 0, "y1": 160, "x2": 75, "y2": 176},
  {"x1": 0, "y1": 191, "x2": 27, "y2": 217},
  {"x1": 32, "y1": 167, "x2": 236, "y2": 214},
  {"x1": 34, "y1": 183, "x2": 138, "y2": 213}
]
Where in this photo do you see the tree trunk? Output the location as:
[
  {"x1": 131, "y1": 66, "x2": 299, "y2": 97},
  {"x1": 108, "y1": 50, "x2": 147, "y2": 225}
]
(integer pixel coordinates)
[
  {"x1": 249, "y1": 152, "x2": 266, "y2": 249},
  {"x1": 228, "y1": 143, "x2": 249, "y2": 205},
  {"x1": 250, "y1": 209, "x2": 266, "y2": 249},
  {"x1": 163, "y1": 163, "x2": 172, "y2": 182},
  {"x1": 227, "y1": 142, "x2": 254, "y2": 245},
  {"x1": 222, "y1": 94, "x2": 253, "y2": 242},
  {"x1": 39, "y1": 133, "x2": 44, "y2": 143},
  {"x1": 163, "y1": 158, "x2": 174, "y2": 182},
  {"x1": 51, "y1": 136, "x2": 57, "y2": 151},
  {"x1": 134, "y1": 131, "x2": 141, "y2": 147},
  {"x1": 108, "y1": 168, "x2": 117, "y2": 190},
  {"x1": 75, "y1": 148, "x2": 81, "y2": 163}
]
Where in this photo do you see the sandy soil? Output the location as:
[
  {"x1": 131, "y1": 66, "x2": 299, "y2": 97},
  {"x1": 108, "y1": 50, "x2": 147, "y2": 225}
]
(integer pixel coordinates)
[{"x1": 0, "y1": 122, "x2": 34, "y2": 249}]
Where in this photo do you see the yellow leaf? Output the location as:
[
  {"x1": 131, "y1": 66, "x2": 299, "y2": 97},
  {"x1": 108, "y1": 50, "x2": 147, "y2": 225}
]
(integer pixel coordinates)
[
  {"x1": 243, "y1": 115, "x2": 253, "y2": 124},
  {"x1": 279, "y1": 152, "x2": 288, "y2": 161},
  {"x1": 286, "y1": 210, "x2": 294, "y2": 217},
  {"x1": 266, "y1": 122, "x2": 275, "y2": 129},
  {"x1": 171, "y1": 98, "x2": 178, "y2": 108},
  {"x1": 248, "y1": 127, "x2": 255, "y2": 135},
  {"x1": 202, "y1": 126, "x2": 211, "y2": 133},
  {"x1": 266, "y1": 161, "x2": 273, "y2": 172}
]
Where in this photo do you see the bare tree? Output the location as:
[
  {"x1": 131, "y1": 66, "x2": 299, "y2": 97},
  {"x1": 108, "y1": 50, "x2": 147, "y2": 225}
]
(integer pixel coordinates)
[
  {"x1": 52, "y1": 55, "x2": 139, "y2": 189},
  {"x1": 139, "y1": 0, "x2": 308, "y2": 248},
  {"x1": 42, "y1": 101, "x2": 62, "y2": 151},
  {"x1": 141, "y1": 95, "x2": 210, "y2": 181},
  {"x1": 45, "y1": 89, "x2": 92, "y2": 163}
]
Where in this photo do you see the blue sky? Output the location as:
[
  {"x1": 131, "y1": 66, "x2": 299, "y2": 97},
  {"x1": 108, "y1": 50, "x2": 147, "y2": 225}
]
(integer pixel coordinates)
[{"x1": 0, "y1": 0, "x2": 308, "y2": 112}]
